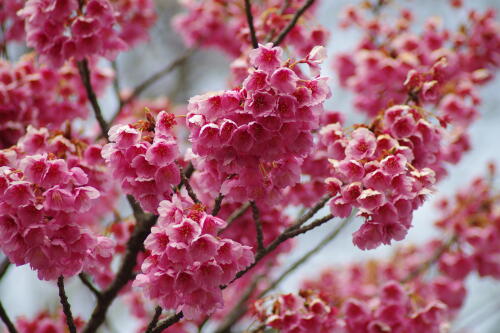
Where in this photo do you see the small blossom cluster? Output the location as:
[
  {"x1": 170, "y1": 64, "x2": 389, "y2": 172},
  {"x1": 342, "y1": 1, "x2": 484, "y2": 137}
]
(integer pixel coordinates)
[
  {"x1": 0, "y1": 55, "x2": 112, "y2": 148},
  {"x1": 187, "y1": 44, "x2": 330, "y2": 203},
  {"x1": 0, "y1": 143, "x2": 106, "y2": 280},
  {"x1": 173, "y1": 0, "x2": 328, "y2": 58},
  {"x1": 15, "y1": 310, "x2": 85, "y2": 333},
  {"x1": 254, "y1": 281, "x2": 450, "y2": 333},
  {"x1": 323, "y1": 106, "x2": 441, "y2": 249},
  {"x1": 18, "y1": 0, "x2": 156, "y2": 67},
  {"x1": 435, "y1": 165, "x2": 500, "y2": 279},
  {"x1": 102, "y1": 111, "x2": 180, "y2": 213},
  {"x1": 134, "y1": 194, "x2": 254, "y2": 319},
  {"x1": 0, "y1": 0, "x2": 25, "y2": 43},
  {"x1": 335, "y1": 4, "x2": 499, "y2": 118}
]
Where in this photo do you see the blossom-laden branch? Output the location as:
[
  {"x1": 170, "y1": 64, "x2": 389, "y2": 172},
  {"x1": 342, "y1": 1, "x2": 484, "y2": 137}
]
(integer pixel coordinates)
[
  {"x1": 78, "y1": 273, "x2": 102, "y2": 300},
  {"x1": 0, "y1": 258, "x2": 10, "y2": 281},
  {"x1": 218, "y1": 201, "x2": 252, "y2": 235},
  {"x1": 57, "y1": 276, "x2": 77, "y2": 333},
  {"x1": 211, "y1": 193, "x2": 225, "y2": 216},
  {"x1": 250, "y1": 201, "x2": 265, "y2": 253},
  {"x1": 151, "y1": 196, "x2": 334, "y2": 331},
  {"x1": 244, "y1": 0, "x2": 259, "y2": 48},
  {"x1": 273, "y1": 0, "x2": 316, "y2": 46}
]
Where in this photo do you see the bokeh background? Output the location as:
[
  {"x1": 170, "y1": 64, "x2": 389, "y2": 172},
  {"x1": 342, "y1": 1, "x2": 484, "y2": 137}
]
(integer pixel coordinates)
[{"x1": 1, "y1": 0, "x2": 500, "y2": 332}]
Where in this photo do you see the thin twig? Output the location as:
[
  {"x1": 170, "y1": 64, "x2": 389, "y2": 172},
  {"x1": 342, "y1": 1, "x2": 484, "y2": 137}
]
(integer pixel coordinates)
[
  {"x1": 401, "y1": 235, "x2": 457, "y2": 283},
  {"x1": 77, "y1": 59, "x2": 109, "y2": 140},
  {"x1": 151, "y1": 312, "x2": 184, "y2": 333},
  {"x1": 273, "y1": 0, "x2": 315, "y2": 46},
  {"x1": 145, "y1": 306, "x2": 163, "y2": 333},
  {"x1": 57, "y1": 276, "x2": 77, "y2": 333},
  {"x1": 0, "y1": 258, "x2": 10, "y2": 281},
  {"x1": 78, "y1": 273, "x2": 102, "y2": 300},
  {"x1": 0, "y1": 300, "x2": 17, "y2": 333},
  {"x1": 289, "y1": 194, "x2": 332, "y2": 232},
  {"x1": 214, "y1": 274, "x2": 264, "y2": 333},
  {"x1": 250, "y1": 201, "x2": 265, "y2": 253},
  {"x1": 211, "y1": 194, "x2": 224, "y2": 216},
  {"x1": 179, "y1": 165, "x2": 200, "y2": 204},
  {"x1": 218, "y1": 201, "x2": 252, "y2": 235},
  {"x1": 111, "y1": 60, "x2": 122, "y2": 107},
  {"x1": 285, "y1": 214, "x2": 334, "y2": 238},
  {"x1": 244, "y1": 0, "x2": 259, "y2": 48}
]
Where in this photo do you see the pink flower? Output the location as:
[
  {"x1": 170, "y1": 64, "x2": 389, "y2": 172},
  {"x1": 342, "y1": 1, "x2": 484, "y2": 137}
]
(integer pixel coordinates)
[{"x1": 249, "y1": 43, "x2": 282, "y2": 73}]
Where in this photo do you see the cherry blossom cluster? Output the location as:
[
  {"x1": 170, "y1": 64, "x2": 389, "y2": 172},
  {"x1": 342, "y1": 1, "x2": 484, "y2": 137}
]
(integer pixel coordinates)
[
  {"x1": 0, "y1": 55, "x2": 112, "y2": 148},
  {"x1": 0, "y1": 0, "x2": 25, "y2": 44},
  {"x1": 134, "y1": 194, "x2": 254, "y2": 319},
  {"x1": 14, "y1": 310, "x2": 85, "y2": 333},
  {"x1": 18, "y1": 0, "x2": 156, "y2": 67},
  {"x1": 335, "y1": 3, "x2": 499, "y2": 118},
  {"x1": 323, "y1": 106, "x2": 442, "y2": 249},
  {"x1": 254, "y1": 282, "x2": 450, "y2": 333},
  {"x1": 187, "y1": 44, "x2": 330, "y2": 203},
  {"x1": 173, "y1": 0, "x2": 328, "y2": 58},
  {"x1": 0, "y1": 128, "x2": 117, "y2": 280},
  {"x1": 102, "y1": 111, "x2": 180, "y2": 213},
  {"x1": 435, "y1": 165, "x2": 500, "y2": 279}
]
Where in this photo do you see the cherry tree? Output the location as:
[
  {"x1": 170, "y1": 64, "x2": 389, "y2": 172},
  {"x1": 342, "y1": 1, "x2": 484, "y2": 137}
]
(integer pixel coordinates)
[{"x1": 0, "y1": 0, "x2": 499, "y2": 332}]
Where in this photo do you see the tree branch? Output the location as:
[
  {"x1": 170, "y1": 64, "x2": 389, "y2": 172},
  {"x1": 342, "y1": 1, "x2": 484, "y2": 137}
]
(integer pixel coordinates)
[
  {"x1": 77, "y1": 59, "x2": 109, "y2": 140},
  {"x1": 0, "y1": 258, "x2": 10, "y2": 281},
  {"x1": 151, "y1": 312, "x2": 184, "y2": 333},
  {"x1": 218, "y1": 201, "x2": 252, "y2": 235},
  {"x1": 57, "y1": 276, "x2": 77, "y2": 333},
  {"x1": 272, "y1": 0, "x2": 315, "y2": 46},
  {"x1": 250, "y1": 201, "x2": 265, "y2": 253},
  {"x1": 244, "y1": 0, "x2": 259, "y2": 48},
  {"x1": 78, "y1": 273, "x2": 102, "y2": 300},
  {"x1": 179, "y1": 165, "x2": 200, "y2": 204},
  {"x1": 0, "y1": 300, "x2": 17, "y2": 333},
  {"x1": 211, "y1": 193, "x2": 224, "y2": 216},
  {"x1": 145, "y1": 306, "x2": 163, "y2": 333}
]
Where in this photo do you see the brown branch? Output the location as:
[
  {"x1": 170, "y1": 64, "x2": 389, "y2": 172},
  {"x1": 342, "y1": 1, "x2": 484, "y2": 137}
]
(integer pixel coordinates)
[
  {"x1": 211, "y1": 194, "x2": 224, "y2": 216},
  {"x1": 273, "y1": 0, "x2": 315, "y2": 46},
  {"x1": 77, "y1": 59, "x2": 109, "y2": 140},
  {"x1": 179, "y1": 165, "x2": 200, "y2": 204},
  {"x1": 78, "y1": 273, "x2": 102, "y2": 300},
  {"x1": 145, "y1": 306, "x2": 162, "y2": 333},
  {"x1": 0, "y1": 300, "x2": 17, "y2": 333},
  {"x1": 218, "y1": 202, "x2": 252, "y2": 235},
  {"x1": 250, "y1": 201, "x2": 265, "y2": 253},
  {"x1": 0, "y1": 258, "x2": 10, "y2": 281},
  {"x1": 244, "y1": 0, "x2": 259, "y2": 48},
  {"x1": 151, "y1": 312, "x2": 184, "y2": 333},
  {"x1": 57, "y1": 276, "x2": 77, "y2": 333}
]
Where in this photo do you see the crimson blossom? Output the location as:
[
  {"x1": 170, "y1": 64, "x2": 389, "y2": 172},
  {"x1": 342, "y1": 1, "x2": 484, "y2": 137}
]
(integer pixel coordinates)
[{"x1": 0, "y1": 0, "x2": 499, "y2": 333}]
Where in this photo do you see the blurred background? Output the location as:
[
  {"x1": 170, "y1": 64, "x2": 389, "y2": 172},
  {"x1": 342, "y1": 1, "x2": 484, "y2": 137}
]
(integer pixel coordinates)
[{"x1": 1, "y1": 0, "x2": 500, "y2": 332}]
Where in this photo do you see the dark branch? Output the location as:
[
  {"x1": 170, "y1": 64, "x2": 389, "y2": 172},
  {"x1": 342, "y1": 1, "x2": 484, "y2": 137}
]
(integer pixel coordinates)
[
  {"x1": 151, "y1": 312, "x2": 184, "y2": 333},
  {"x1": 211, "y1": 194, "x2": 224, "y2": 216},
  {"x1": 78, "y1": 273, "x2": 102, "y2": 300},
  {"x1": 145, "y1": 306, "x2": 163, "y2": 333},
  {"x1": 77, "y1": 59, "x2": 109, "y2": 140},
  {"x1": 250, "y1": 201, "x2": 265, "y2": 253},
  {"x1": 244, "y1": 0, "x2": 259, "y2": 48},
  {"x1": 0, "y1": 258, "x2": 10, "y2": 281},
  {"x1": 0, "y1": 300, "x2": 17, "y2": 333},
  {"x1": 179, "y1": 165, "x2": 200, "y2": 204},
  {"x1": 273, "y1": 0, "x2": 315, "y2": 46},
  {"x1": 57, "y1": 276, "x2": 77, "y2": 333}
]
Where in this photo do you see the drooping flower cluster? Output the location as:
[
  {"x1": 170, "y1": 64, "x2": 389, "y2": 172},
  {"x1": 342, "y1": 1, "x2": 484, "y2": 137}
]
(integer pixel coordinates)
[
  {"x1": 18, "y1": 0, "x2": 156, "y2": 67},
  {"x1": 188, "y1": 44, "x2": 330, "y2": 203},
  {"x1": 173, "y1": 0, "x2": 328, "y2": 58},
  {"x1": 0, "y1": 127, "x2": 116, "y2": 280},
  {"x1": 0, "y1": 55, "x2": 112, "y2": 148},
  {"x1": 102, "y1": 111, "x2": 180, "y2": 213},
  {"x1": 134, "y1": 194, "x2": 254, "y2": 319},
  {"x1": 323, "y1": 107, "x2": 440, "y2": 249},
  {"x1": 435, "y1": 165, "x2": 500, "y2": 279}
]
